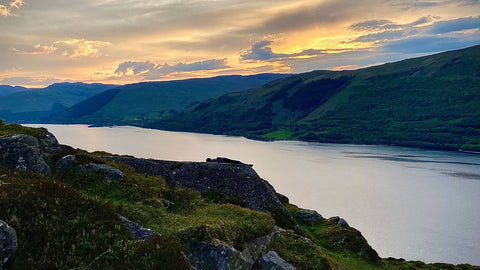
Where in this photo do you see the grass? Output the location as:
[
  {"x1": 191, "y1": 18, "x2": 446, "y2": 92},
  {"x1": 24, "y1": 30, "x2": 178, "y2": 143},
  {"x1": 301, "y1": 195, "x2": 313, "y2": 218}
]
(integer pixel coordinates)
[{"x1": 0, "y1": 120, "x2": 46, "y2": 141}]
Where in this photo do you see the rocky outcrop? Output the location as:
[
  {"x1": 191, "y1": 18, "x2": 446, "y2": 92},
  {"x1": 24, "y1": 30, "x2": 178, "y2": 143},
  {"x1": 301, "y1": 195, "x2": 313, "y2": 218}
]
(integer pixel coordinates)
[
  {"x1": 78, "y1": 163, "x2": 125, "y2": 182},
  {"x1": 294, "y1": 209, "x2": 324, "y2": 225},
  {"x1": 0, "y1": 129, "x2": 65, "y2": 174},
  {"x1": 105, "y1": 157, "x2": 291, "y2": 218},
  {"x1": 0, "y1": 220, "x2": 17, "y2": 268},
  {"x1": 259, "y1": 251, "x2": 295, "y2": 270},
  {"x1": 118, "y1": 215, "x2": 157, "y2": 241},
  {"x1": 189, "y1": 227, "x2": 281, "y2": 270}
]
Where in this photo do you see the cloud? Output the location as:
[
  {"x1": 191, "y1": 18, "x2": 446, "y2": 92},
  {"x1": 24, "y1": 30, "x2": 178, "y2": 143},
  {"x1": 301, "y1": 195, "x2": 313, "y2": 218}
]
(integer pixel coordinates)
[
  {"x1": 115, "y1": 61, "x2": 156, "y2": 75},
  {"x1": 350, "y1": 20, "x2": 400, "y2": 31},
  {"x1": 240, "y1": 41, "x2": 325, "y2": 61},
  {"x1": 55, "y1": 39, "x2": 110, "y2": 58},
  {"x1": 114, "y1": 59, "x2": 230, "y2": 78},
  {"x1": 13, "y1": 44, "x2": 57, "y2": 55},
  {"x1": 0, "y1": 0, "x2": 23, "y2": 16},
  {"x1": 428, "y1": 16, "x2": 480, "y2": 34},
  {"x1": 351, "y1": 30, "x2": 406, "y2": 43},
  {"x1": 12, "y1": 38, "x2": 110, "y2": 58}
]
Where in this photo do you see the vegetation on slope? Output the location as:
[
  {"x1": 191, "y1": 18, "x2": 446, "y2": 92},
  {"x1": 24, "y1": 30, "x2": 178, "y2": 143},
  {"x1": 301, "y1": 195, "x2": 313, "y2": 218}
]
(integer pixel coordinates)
[
  {"x1": 151, "y1": 45, "x2": 480, "y2": 152},
  {"x1": 1, "y1": 124, "x2": 479, "y2": 269},
  {"x1": 0, "y1": 83, "x2": 117, "y2": 123},
  {"x1": 46, "y1": 74, "x2": 290, "y2": 125}
]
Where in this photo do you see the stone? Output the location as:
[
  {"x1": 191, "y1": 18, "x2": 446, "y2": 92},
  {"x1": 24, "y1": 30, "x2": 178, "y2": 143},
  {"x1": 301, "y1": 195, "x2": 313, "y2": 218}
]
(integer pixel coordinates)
[
  {"x1": 189, "y1": 227, "x2": 282, "y2": 270},
  {"x1": 0, "y1": 220, "x2": 17, "y2": 268},
  {"x1": 78, "y1": 163, "x2": 125, "y2": 182},
  {"x1": 118, "y1": 215, "x2": 157, "y2": 241},
  {"x1": 327, "y1": 216, "x2": 349, "y2": 228},
  {"x1": 259, "y1": 251, "x2": 295, "y2": 270},
  {"x1": 294, "y1": 209, "x2": 324, "y2": 225},
  {"x1": 0, "y1": 129, "x2": 68, "y2": 175},
  {"x1": 55, "y1": 155, "x2": 75, "y2": 172},
  {"x1": 104, "y1": 157, "x2": 292, "y2": 219}
]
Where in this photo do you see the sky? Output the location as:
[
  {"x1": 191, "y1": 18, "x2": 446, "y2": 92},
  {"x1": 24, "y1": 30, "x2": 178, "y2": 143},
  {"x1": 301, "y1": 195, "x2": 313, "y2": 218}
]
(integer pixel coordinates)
[{"x1": 0, "y1": 0, "x2": 479, "y2": 87}]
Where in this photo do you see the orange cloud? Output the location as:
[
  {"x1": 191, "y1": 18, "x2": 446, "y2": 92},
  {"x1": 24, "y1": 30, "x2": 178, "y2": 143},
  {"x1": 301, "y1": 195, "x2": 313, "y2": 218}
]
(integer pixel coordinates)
[{"x1": 0, "y1": 0, "x2": 23, "y2": 16}]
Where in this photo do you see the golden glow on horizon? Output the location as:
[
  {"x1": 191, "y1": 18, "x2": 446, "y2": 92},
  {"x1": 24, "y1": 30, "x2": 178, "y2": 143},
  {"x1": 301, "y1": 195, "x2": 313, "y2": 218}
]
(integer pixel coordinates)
[{"x1": 0, "y1": 0, "x2": 479, "y2": 87}]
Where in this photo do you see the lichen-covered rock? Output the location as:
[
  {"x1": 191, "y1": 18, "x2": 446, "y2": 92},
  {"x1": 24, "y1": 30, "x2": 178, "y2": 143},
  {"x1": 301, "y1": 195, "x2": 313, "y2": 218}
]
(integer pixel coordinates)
[
  {"x1": 104, "y1": 157, "x2": 291, "y2": 219},
  {"x1": 327, "y1": 216, "x2": 349, "y2": 228},
  {"x1": 322, "y1": 216, "x2": 380, "y2": 262},
  {"x1": 55, "y1": 154, "x2": 76, "y2": 172},
  {"x1": 259, "y1": 251, "x2": 295, "y2": 270},
  {"x1": 189, "y1": 227, "x2": 281, "y2": 270},
  {"x1": 0, "y1": 129, "x2": 66, "y2": 175},
  {"x1": 118, "y1": 215, "x2": 157, "y2": 241},
  {"x1": 0, "y1": 220, "x2": 17, "y2": 268},
  {"x1": 78, "y1": 163, "x2": 125, "y2": 182},
  {"x1": 294, "y1": 209, "x2": 324, "y2": 225},
  {"x1": 0, "y1": 134, "x2": 51, "y2": 174}
]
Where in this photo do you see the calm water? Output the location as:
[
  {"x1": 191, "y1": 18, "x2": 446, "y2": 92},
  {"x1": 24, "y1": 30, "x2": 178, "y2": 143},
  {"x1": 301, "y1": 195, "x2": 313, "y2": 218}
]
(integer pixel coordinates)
[{"x1": 29, "y1": 124, "x2": 480, "y2": 265}]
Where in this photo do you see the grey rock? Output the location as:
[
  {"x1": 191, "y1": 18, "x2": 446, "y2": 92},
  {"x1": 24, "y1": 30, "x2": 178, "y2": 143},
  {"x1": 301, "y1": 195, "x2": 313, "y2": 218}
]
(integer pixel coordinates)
[
  {"x1": 259, "y1": 251, "x2": 295, "y2": 270},
  {"x1": 328, "y1": 216, "x2": 349, "y2": 228},
  {"x1": 105, "y1": 157, "x2": 291, "y2": 218},
  {"x1": 78, "y1": 163, "x2": 125, "y2": 182},
  {"x1": 55, "y1": 155, "x2": 75, "y2": 172},
  {"x1": 0, "y1": 220, "x2": 17, "y2": 268},
  {"x1": 0, "y1": 129, "x2": 68, "y2": 175},
  {"x1": 0, "y1": 134, "x2": 51, "y2": 174},
  {"x1": 118, "y1": 215, "x2": 157, "y2": 241},
  {"x1": 294, "y1": 209, "x2": 324, "y2": 225},
  {"x1": 161, "y1": 199, "x2": 174, "y2": 209},
  {"x1": 189, "y1": 227, "x2": 282, "y2": 270}
]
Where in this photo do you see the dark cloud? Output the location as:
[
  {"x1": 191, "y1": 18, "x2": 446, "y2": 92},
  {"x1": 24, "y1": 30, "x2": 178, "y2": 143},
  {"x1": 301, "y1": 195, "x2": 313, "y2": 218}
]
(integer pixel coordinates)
[
  {"x1": 240, "y1": 41, "x2": 324, "y2": 61},
  {"x1": 114, "y1": 59, "x2": 230, "y2": 78},
  {"x1": 428, "y1": 16, "x2": 480, "y2": 34},
  {"x1": 350, "y1": 20, "x2": 400, "y2": 31},
  {"x1": 115, "y1": 61, "x2": 156, "y2": 75}
]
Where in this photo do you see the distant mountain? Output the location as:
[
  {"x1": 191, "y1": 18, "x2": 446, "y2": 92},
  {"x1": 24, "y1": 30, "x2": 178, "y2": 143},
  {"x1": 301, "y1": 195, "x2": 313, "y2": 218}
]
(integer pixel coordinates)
[
  {"x1": 0, "y1": 85, "x2": 28, "y2": 96},
  {"x1": 46, "y1": 74, "x2": 290, "y2": 124},
  {"x1": 150, "y1": 45, "x2": 480, "y2": 151},
  {"x1": 0, "y1": 82, "x2": 117, "y2": 123}
]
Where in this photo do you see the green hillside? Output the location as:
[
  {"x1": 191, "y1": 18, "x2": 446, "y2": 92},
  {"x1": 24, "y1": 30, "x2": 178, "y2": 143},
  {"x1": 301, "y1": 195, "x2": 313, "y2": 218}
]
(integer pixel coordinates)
[
  {"x1": 150, "y1": 45, "x2": 480, "y2": 151},
  {"x1": 47, "y1": 74, "x2": 290, "y2": 125},
  {"x1": 0, "y1": 83, "x2": 117, "y2": 123}
]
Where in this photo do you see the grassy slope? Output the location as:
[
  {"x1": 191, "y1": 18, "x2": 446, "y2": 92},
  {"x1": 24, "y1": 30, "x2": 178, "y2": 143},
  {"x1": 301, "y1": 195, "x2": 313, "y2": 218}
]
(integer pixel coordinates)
[
  {"x1": 0, "y1": 83, "x2": 117, "y2": 123},
  {"x1": 47, "y1": 74, "x2": 290, "y2": 125},
  {"x1": 151, "y1": 45, "x2": 480, "y2": 151},
  {"x1": 1, "y1": 124, "x2": 479, "y2": 269}
]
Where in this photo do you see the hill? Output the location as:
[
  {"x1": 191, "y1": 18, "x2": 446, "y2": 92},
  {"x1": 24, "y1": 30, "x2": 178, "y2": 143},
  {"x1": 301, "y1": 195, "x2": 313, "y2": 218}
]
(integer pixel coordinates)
[
  {"x1": 0, "y1": 85, "x2": 28, "y2": 96},
  {"x1": 0, "y1": 122, "x2": 478, "y2": 269},
  {"x1": 150, "y1": 45, "x2": 480, "y2": 152},
  {"x1": 46, "y1": 74, "x2": 290, "y2": 125},
  {"x1": 0, "y1": 82, "x2": 117, "y2": 123}
]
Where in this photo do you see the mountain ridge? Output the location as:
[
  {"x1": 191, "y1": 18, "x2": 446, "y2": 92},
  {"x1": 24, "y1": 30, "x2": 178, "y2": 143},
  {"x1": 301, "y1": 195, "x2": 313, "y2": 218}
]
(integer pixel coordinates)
[{"x1": 149, "y1": 45, "x2": 480, "y2": 152}]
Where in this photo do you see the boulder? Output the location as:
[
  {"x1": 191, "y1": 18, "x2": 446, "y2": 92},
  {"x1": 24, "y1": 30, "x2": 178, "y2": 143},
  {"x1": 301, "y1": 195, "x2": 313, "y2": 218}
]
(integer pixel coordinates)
[
  {"x1": 78, "y1": 163, "x2": 125, "y2": 182},
  {"x1": 104, "y1": 157, "x2": 291, "y2": 218},
  {"x1": 327, "y1": 216, "x2": 349, "y2": 228},
  {"x1": 0, "y1": 220, "x2": 17, "y2": 268},
  {"x1": 259, "y1": 251, "x2": 295, "y2": 270},
  {"x1": 118, "y1": 215, "x2": 157, "y2": 241},
  {"x1": 55, "y1": 155, "x2": 75, "y2": 172},
  {"x1": 189, "y1": 227, "x2": 281, "y2": 270},
  {"x1": 294, "y1": 209, "x2": 324, "y2": 225},
  {"x1": 0, "y1": 129, "x2": 65, "y2": 175}
]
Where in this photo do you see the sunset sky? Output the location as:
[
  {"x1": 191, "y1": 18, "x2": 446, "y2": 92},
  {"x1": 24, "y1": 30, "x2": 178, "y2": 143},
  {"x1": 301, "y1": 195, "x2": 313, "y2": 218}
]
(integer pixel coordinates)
[{"x1": 1, "y1": 0, "x2": 479, "y2": 87}]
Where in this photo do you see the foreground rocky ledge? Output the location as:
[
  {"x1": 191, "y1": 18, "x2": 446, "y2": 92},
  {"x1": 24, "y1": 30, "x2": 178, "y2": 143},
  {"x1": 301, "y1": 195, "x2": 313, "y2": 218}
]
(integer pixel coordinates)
[{"x1": 1, "y1": 124, "x2": 478, "y2": 270}]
